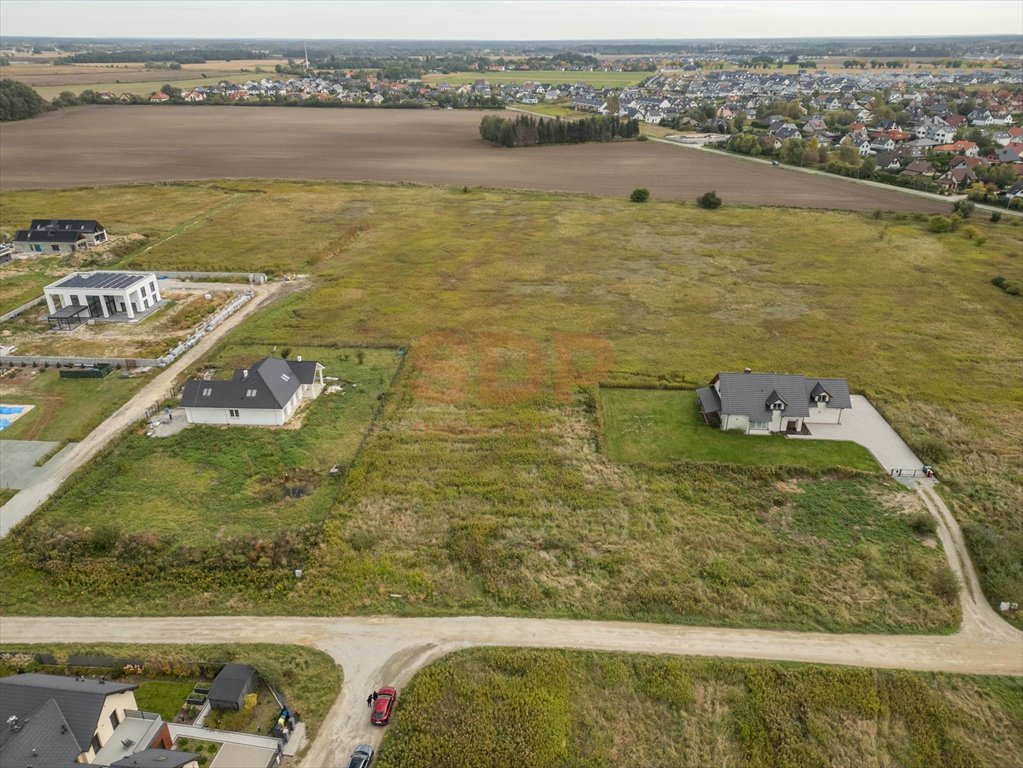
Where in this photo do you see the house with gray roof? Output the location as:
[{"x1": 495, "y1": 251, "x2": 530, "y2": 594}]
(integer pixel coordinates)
[
  {"x1": 696, "y1": 369, "x2": 852, "y2": 435},
  {"x1": 181, "y1": 356, "x2": 325, "y2": 426},
  {"x1": 0, "y1": 673, "x2": 139, "y2": 764},
  {"x1": 13, "y1": 219, "x2": 107, "y2": 255}
]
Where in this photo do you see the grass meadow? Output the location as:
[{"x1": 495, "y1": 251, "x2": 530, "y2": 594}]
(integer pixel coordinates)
[
  {"x1": 602, "y1": 388, "x2": 877, "y2": 471},
  {"x1": 0, "y1": 642, "x2": 341, "y2": 747},
  {"x1": 377, "y1": 648, "x2": 1023, "y2": 768},
  {"x1": 0, "y1": 180, "x2": 1018, "y2": 629}
]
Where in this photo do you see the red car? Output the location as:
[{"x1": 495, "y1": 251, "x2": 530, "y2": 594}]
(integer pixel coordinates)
[{"x1": 370, "y1": 687, "x2": 397, "y2": 725}]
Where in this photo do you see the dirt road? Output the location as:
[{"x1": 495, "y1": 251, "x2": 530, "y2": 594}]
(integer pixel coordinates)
[
  {"x1": 2, "y1": 612, "x2": 1019, "y2": 766},
  {"x1": 0, "y1": 106, "x2": 950, "y2": 213},
  {"x1": 0, "y1": 280, "x2": 293, "y2": 536}
]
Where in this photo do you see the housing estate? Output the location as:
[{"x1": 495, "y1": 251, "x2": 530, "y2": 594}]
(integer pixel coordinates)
[
  {"x1": 13, "y1": 219, "x2": 108, "y2": 255},
  {"x1": 43, "y1": 271, "x2": 164, "y2": 330},
  {"x1": 181, "y1": 356, "x2": 325, "y2": 426},
  {"x1": 0, "y1": 672, "x2": 200, "y2": 768},
  {"x1": 697, "y1": 370, "x2": 852, "y2": 435}
]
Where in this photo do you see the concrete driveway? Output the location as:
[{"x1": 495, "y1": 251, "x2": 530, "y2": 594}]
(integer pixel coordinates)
[
  {"x1": 0, "y1": 439, "x2": 77, "y2": 490},
  {"x1": 788, "y1": 394, "x2": 922, "y2": 473}
]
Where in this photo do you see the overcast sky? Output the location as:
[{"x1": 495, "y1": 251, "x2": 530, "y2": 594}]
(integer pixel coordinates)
[{"x1": 2, "y1": 0, "x2": 1021, "y2": 41}]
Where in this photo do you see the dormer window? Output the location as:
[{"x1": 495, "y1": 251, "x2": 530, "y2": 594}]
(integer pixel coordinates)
[{"x1": 770, "y1": 400, "x2": 785, "y2": 410}]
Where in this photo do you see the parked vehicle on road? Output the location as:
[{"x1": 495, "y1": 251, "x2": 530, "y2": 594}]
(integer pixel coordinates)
[
  {"x1": 347, "y1": 744, "x2": 374, "y2": 768},
  {"x1": 370, "y1": 686, "x2": 397, "y2": 725}
]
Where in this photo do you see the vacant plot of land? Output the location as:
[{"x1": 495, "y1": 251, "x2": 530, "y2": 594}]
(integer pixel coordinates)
[
  {"x1": 423, "y1": 69, "x2": 646, "y2": 87},
  {"x1": 0, "y1": 107, "x2": 949, "y2": 213},
  {"x1": 0, "y1": 366, "x2": 151, "y2": 442},
  {"x1": 602, "y1": 388, "x2": 878, "y2": 471},
  {"x1": 378, "y1": 648, "x2": 1023, "y2": 768},
  {"x1": 0, "y1": 181, "x2": 1017, "y2": 630},
  {"x1": 3, "y1": 60, "x2": 288, "y2": 89}
]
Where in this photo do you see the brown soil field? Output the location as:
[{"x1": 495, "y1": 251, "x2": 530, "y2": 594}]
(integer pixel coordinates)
[
  {"x1": 2, "y1": 60, "x2": 288, "y2": 87},
  {"x1": 0, "y1": 106, "x2": 949, "y2": 212}
]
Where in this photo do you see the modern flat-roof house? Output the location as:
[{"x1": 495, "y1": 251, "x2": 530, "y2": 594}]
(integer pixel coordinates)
[
  {"x1": 13, "y1": 219, "x2": 108, "y2": 254},
  {"x1": 0, "y1": 673, "x2": 139, "y2": 765},
  {"x1": 181, "y1": 356, "x2": 325, "y2": 426},
  {"x1": 43, "y1": 271, "x2": 163, "y2": 330},
  {"x1": 697, "y1": 370, "x2": 852, "y2": 435}
]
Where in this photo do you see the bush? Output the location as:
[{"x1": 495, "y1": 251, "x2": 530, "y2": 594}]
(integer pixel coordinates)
[
  {"x1": 990, "y1": 211, "x2": 1001, "y2": 223},
  {"x1": 927, "y1": 215, "x2": 952, "y2": 233},
  {"x1": 931, "y1": 567, "x2": 960, "y2": 604},
  {"x1": 697, "y1": 190, "x2": 722, "y2": 209},
  {"x1": 962, "y1": 225, "x2": 980, "y2": 240},
  {"x1": 991, "y1": 276, "x2": 1022, "y2": 296},
  {"x1": 629, "y1": 187, "x2": 650, "y2": 203},
  {"x1": 952, "y1": 199, "x2": 975, "y2": 218},
  {"x1": 906, "y1": 511, "x2": 937, "y2": 536}
]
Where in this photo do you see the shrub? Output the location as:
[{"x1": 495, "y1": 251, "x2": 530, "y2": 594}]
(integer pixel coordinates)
[
  {"x1": 962, "y1": 225, "x2": 980, "y2": 240},
  {"x1": 629, "y1": 187, "x2": 649, "y2": 203},
  {"x1": 991, "y1": 275, "x2": 1022, "y2": 296},
  {"x1": 697, "y1": 190, "x2": 722, "y2": 209},
  {"x1": 952, "y1": 199, "x2": 975, "y2": 218},
  {"x1": 990, "y1": 211, "x2": 1001, "y2": 223},
  {"x1": 906, "y1": 511, "x2": 937, "y2": 536},
  {"x1": 931, "y1": 567, "x2": 960, "y2": 604},
  {"x1": 927, "y1": 215, "x2": 952, "y2": 233}
]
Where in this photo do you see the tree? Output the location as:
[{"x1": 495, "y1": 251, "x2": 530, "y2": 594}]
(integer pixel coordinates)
[
  {"x1": 629, "y1": 188, "x2": 650, "y2": 203},
  {"x1": 605, "y1": 92, "x2": 620, "y2": 116},
  {"x1": 697, "y1": 191, "x2": 722, "y2": 209},
  {"x1": 779, "y1": 137, "x2": 806, "y2": 165},
  {"x1": 952, "y1": 199, "x2": 975, "y2": 218},
  {"x1": 0, "y1": 78, "x2": 47, "y2": 121}
]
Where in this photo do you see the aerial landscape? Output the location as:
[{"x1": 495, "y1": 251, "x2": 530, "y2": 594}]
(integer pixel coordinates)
[{"x1": 0, "y1": 1, "x2": 1020, "y2": 767}]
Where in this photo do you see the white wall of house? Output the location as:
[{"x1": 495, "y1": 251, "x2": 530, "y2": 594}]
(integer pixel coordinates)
[
  {"x1": 44, "y1": 275, "x2": 162, "y2": 320},
  {"x1": 185, "y1": 407, "x2": 286, "y2": 426},
  {"x1": 82, "y1": 690, "x2": 139, "y2": 760},
  {"x1": 720, "y1": 414, "x2": 749, "y2": 432}
]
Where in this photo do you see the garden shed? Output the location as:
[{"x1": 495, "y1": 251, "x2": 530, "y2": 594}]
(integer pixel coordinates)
[{"x1": 207, "y1": 663, "x2": 258, "y2": 711}]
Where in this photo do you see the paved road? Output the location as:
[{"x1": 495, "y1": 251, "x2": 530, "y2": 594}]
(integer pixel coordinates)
[{"x1": 0, "y1": 280, "x2": 293, "y2": 536}]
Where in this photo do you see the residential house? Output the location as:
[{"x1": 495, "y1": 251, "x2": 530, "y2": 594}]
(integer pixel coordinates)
[
  {"x1": 696, "y1": 370, "x2": 852, "y2": 435},
  {"x1": 13, "y1": 218, "x2": 107, "y2": 254},
  {"x1": 901, "y1": 159, "x2": 936, "y2": 178},
  {"x1": 43, "y1": 271, "x2": 163, "y2": 329},
  {"x1": 937, "y1": 166, "x2": 977, "y2": 192},
  {"x1": 0, "y1": 673, "x2": 140, "y2": 764},
  {"x1": 933, "y1": 140, "x2": 979, "y2": 157},
  {"x1": 149, "y1": 91, "x2": 171, "y2": 103},
  {"x1": 181, "y1": 356, "x2": 325, "y2": 426}
]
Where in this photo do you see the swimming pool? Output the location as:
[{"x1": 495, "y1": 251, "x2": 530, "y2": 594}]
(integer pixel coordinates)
[{"x1": 0, "y1": 405, "x2": 27, "y2": 431}]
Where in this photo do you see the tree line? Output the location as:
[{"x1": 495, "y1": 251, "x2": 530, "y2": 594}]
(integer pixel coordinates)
[
  {"x1": 479, "y1": 113, "x2": 639, "y2": 147},
  {"x1": 0, "y1": 79, "x2": 47, "y2": 121}
]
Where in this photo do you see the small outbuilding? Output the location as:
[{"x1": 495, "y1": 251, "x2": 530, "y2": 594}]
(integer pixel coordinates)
[{"x1": 207, "y1": 663, "x2": 259, "y2": 711}]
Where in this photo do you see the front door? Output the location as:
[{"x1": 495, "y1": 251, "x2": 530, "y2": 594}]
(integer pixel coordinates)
[{"x1": 786, "y1": 420, "x2": 798, "y2": 433}]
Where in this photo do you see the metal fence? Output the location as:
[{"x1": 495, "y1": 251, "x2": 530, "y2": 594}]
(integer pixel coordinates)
[
  {"x1": 0, "y1": 296, "x2": 45, "y2": 324},
  {"x1": 157, "y1": 270, "x2": 268, "y2": 284},
  {"x1": 0, "y1": 355, "x2": 162, "y2": 369}
]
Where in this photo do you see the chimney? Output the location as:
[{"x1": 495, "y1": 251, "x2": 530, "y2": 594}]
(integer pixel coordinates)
[
  {"x1": 743, "y1": 367, "x2": 752, "y2": 374},
  {"x1": 297, "y1": 355, "x2": 302, "y2": 362},
  {"x1": 242, "y1": 369, "x2": 248, "y2": 379}
]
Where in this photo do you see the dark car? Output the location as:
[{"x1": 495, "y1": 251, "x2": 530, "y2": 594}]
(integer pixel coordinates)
[
  {"x1": 370, "y1": 686, "x2": 397, "y2": 725},
  {"x1": 347, "y1": 744, "x2": 374, "y2": 768}
]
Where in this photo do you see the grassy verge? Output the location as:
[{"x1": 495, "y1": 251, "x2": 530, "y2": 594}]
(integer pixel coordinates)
[
  {"x1": 0, "y1": 488, "x2": 18, "y2": 507},
  {"x1": 378, "y1": 648, "x2": 1023, "y2": 768},
  {"x1": 0, "y1": 642, "x2": 341, "y2": 746},
  {"x1": 602, "y1": 387, "x2": 878, "y2": 471}
]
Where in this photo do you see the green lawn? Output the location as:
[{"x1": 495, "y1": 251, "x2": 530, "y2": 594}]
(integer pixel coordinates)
[
  {"x1": 423, "y1": 69, "x2": 647, "y2": 87},
  {"x1": 173, "y1": 738, "x2": 220, "y2": 768},
  {"x1": 0, "y1": 269, "x2": 58, "y2": 316},
  {"x1": 378, "y1": 648, "x2": 1023, "y2": 768},
  {"x1": 134, "y1": 679, "x2": 195, "y2": 720},
  {"x1": 602, "y1": 388, "x2": 878, "y2": 471},
  {"x1": 0, "y1": 367, "x2": 151, "y2": 442}
]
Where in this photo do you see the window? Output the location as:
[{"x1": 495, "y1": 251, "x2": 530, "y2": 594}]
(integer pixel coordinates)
[
  {"x1": 51, "y1": 244, "x2": 60, "y2": 252},
  {"x1": 246, "y1": 389, "x2": 258, "y2": 397},
  {"x1": 202, "y1": 387, "x2": 212, "y2": 397},
  {"x1": 109, "y1": 710, "x2": 120, "y2": 730},
  {"x1": 770, "y1": 401, "x2": 785, "y2": 410},
  {"x1": 229, "y1": 409, "x2": 240, "y2": 418},
  {"x1": 91, "y1": 734, "x2": 102, "y2": 754},
  {"x1": 280, "y1": 373, "x2": 290, "y2": 382},
  {"x1": 750, "y1": 420, "x2": 771, "y2": 431},
  {"x1": 141, "y1": 285, "x2": 148, "y2": 297},
  {"x1": 815, "y1": 393, "x2": 829, "y2": 403}
]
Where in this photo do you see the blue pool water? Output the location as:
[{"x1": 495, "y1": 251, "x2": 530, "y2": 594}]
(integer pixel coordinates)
[
  {"x1": 0, "y1": 406, "x2": 24, "y2": 415},
  {"x1": 0, "y1": 418, "x2": 11, "y2": 430}
]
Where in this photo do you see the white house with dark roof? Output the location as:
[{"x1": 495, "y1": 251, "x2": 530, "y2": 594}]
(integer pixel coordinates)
[
  {"x1": 43, "y1": 271, "x2": 163, "y2": 329},
  {"x1": 181, "y1": 356, "x2": 325, "y2": 426},
  {"x1": 13, "y1": 219, "x2": 107, "y2": 254},
  {"x1": 696, "y1": 370, "x2": 852, "y2": 435}
]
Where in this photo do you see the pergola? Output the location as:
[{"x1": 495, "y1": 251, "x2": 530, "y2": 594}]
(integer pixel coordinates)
[{"x1": 47, "y1": 303, "x2": 90, "y2": 331}]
